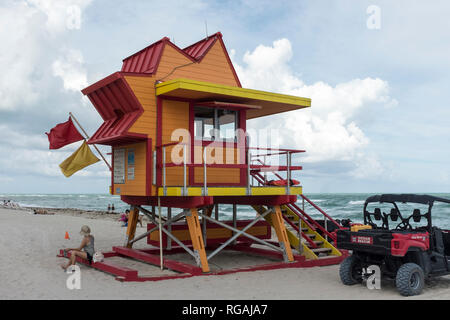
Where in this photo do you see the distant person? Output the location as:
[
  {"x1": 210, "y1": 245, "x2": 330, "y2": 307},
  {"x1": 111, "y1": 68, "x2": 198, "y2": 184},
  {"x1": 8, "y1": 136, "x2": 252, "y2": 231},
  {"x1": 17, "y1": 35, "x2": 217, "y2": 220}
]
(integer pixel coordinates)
[
  {"x1": 138, "y1": 210, "x2": 144, "y2": 227},
  {"x1": 111, "y1": 204, "x2": 115, "y2": 213},
  {"x1": 60, "y1": 225, "x2": 95, "y2": 270},
  {"x1": 119, "y1": 209, "x2": 129, "y2": 227}
]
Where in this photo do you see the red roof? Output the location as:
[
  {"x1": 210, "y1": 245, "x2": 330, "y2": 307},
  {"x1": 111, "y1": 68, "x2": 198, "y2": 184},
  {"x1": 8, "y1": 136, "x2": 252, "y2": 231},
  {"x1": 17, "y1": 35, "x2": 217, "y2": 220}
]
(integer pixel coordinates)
[
  {"x1": 83, "y1": 32, "x2": 241, "y2": 146},
  {"x1": 81, "y1": 72, "x2": 146, "y2": 146},
  {"x1": 183, "y1": 32, "x2": 222, "y2": 60},
  {"x1": 121, "y1": 38, "x2": 167, "y2": 74}
]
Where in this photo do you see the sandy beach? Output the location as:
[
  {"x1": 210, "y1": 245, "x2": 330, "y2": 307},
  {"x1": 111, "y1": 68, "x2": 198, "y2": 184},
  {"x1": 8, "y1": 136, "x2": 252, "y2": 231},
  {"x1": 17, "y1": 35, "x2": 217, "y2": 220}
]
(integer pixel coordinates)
[{"x1": 1, "y1": 206, "x2": 450, "y2": 300}]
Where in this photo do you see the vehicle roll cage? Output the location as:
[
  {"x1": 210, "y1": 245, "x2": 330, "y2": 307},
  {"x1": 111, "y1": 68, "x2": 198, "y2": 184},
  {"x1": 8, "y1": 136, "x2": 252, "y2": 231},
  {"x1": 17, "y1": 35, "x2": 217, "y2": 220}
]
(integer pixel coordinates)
[{"x1": 362, "y1": 194, "x2": 450, "y2": 231}]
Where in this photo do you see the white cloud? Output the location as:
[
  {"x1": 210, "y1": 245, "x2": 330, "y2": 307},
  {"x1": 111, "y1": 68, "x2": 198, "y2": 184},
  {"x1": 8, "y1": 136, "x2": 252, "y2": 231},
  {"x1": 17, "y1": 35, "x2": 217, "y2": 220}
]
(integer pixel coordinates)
[
  {"x1": 0, "y1": 0, "x2": 92, "y2": 111},
  {"x1": 0, "y1": 1, "x2": 42, "y2": 110},
  {"x1": 233, "y1": 38, "x2": 397, "y2": 177},
  {"x1": 27, "y1": 0, "x2": 92, "y2": 34},
  {"x1": 52, "y1": 49, "x2": 88, "y2": 92}
]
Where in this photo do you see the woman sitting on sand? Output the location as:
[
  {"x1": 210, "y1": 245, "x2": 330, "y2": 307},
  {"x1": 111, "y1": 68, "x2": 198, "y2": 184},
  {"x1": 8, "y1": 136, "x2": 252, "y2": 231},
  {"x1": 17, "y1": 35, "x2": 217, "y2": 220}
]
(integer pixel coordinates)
[{"x1": 60, "y1": 225, "x2": 95, "y2": 270}]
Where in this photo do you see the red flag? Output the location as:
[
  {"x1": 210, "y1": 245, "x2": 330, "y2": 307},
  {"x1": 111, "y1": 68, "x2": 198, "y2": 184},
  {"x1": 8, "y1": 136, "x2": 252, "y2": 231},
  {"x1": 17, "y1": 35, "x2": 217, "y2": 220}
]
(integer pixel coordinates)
[{"x1": 46, "y1": 117, "x2": 84, "y2": 149}]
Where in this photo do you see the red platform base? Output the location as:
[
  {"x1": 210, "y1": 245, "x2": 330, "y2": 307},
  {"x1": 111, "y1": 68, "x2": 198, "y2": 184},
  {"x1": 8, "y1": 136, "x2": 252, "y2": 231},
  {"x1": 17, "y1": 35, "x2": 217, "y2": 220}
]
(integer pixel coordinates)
[{"x1": 57, "y1": 245, "x2": 347, "y2": 282}]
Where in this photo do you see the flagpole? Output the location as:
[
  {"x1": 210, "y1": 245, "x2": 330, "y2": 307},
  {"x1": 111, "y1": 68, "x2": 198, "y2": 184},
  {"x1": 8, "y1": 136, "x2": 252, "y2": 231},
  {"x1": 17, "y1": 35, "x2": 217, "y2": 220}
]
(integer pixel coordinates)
[{"x1": 69, "y1": 112, "x2": 112, "y2": 171}]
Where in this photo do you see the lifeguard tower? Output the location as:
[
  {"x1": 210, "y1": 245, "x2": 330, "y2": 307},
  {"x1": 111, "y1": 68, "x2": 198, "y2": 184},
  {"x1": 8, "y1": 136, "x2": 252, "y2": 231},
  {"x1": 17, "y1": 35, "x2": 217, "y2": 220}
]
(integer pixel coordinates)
[{"x1": 72, "y1": 32, "x2": 346, "y2": 281}]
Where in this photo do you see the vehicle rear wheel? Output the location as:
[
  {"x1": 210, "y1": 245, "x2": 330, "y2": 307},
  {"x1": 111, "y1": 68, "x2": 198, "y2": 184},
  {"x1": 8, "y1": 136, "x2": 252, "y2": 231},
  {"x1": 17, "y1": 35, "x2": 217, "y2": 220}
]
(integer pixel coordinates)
[
  {"x1": 339, "y1": 255, "x2": 363, "y2": 285},
  {"x1": 395, "y1": 263, "x2": 424, "y2": 296}
]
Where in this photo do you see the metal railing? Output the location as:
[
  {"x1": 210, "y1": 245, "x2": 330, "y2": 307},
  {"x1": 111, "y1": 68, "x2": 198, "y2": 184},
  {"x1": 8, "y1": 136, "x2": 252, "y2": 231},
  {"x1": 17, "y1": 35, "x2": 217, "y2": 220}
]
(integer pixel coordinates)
[{"x1": 155, "y1": 143, "x2": 305, "y2": 195}]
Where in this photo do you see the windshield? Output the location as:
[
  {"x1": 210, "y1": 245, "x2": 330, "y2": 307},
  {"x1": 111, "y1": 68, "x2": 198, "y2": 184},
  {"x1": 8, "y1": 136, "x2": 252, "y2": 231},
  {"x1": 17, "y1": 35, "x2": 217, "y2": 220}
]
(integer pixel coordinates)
[{"x1": 365, "y1": 202, "x2": 430, "y2": 230}]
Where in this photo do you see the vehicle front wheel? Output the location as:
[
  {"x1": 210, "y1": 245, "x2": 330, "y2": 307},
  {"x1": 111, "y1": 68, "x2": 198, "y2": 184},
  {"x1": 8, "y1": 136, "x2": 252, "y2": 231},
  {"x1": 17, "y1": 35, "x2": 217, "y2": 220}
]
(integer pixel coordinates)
[
  {"x1": 395, "y1": 263, "x2": 424, "y2": 296},
  {"x1": 339, "y1": 255, "x2": 363, "y2": 285}
]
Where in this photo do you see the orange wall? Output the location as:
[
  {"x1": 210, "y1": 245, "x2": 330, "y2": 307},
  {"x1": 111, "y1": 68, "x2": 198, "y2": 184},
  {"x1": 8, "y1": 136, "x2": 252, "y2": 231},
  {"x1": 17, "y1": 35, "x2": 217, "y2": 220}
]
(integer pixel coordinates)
[
  {"x1": 112, "y1": 142, "x2": 147, "y2": 196},
  {"x1": 156, "y1": 41, "x2": 240, "y2": 87},
  {"x1": 161, "y1": 99, "x2": 189, "y2": 186},
  {"x1": 123, "y1": 40, "x2": 243, "y2": 192},
  {"x1": 193, "y1": 144, "x2": 241, "y2": 184}
]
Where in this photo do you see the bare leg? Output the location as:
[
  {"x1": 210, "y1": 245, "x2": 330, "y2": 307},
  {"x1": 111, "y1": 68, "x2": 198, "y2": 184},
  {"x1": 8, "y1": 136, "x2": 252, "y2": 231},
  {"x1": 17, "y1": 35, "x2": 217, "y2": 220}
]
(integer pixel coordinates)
[{"x1": 60, "y1": 250, "x2": 87, "y2": 270}]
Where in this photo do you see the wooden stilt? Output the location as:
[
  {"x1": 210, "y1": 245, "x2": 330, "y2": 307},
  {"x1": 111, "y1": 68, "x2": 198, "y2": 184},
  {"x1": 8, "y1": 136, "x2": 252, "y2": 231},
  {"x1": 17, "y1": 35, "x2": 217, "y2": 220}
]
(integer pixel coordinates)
[
  {"x1": 125, "y1": 206, "x2": 139, "y2": 248},
  {"x1": 270, "y1": 205, "x2": 294, "y2": 262},
  {"x1": 205, "y1": 205, "x2": 214, "y2": 217},
  {"x1": 185, "y1": 208, "x2": 210, "y2": 273}
]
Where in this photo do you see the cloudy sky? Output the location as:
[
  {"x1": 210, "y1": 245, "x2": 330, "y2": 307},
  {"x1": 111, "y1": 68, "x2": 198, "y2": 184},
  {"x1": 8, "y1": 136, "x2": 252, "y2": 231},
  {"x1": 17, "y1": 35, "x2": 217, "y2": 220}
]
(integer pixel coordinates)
[{"x1": 0, "y1": 0, "x2": 449, "y2": 194}]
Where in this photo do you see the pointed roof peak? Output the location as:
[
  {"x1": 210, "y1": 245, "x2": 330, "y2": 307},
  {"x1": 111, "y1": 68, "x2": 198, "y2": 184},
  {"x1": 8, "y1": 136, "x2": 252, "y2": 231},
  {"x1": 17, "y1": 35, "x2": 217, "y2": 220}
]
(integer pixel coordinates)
[
  {"x1": 120, "y1": 31, "x2": 239, "y2": 82},
  {"x1": 182, "y1": 32, "x2": 222, "y2": 60}
]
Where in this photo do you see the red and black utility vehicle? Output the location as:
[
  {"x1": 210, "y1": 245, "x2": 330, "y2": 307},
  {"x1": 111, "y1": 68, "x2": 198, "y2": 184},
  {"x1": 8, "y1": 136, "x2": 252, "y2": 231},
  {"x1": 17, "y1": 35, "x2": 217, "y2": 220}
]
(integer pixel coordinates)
[{"x1": 337, "y1": 194, "x2": 450, "y2": 296}]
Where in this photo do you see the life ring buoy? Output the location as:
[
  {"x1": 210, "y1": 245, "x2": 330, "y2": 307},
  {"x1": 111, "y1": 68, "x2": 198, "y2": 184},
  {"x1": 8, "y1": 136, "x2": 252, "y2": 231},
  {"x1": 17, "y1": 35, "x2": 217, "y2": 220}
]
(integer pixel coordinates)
[{"x1": 267, "y1": 179, "x2": 300, "y2": 186}]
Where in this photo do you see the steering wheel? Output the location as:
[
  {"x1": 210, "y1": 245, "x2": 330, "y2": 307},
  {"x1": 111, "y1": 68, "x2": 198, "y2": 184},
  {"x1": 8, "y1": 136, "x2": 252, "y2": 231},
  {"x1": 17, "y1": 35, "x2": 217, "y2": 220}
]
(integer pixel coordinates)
[{"x1": 395, "y1": 218, "x2": 412, "y2": 231}]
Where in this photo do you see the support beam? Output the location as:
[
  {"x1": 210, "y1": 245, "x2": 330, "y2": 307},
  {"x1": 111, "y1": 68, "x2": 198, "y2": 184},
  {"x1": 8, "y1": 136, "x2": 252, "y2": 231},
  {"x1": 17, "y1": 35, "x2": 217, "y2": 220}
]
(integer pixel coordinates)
[
  {"x1": 270, "y1": 206, "x2": 294, "y2": 262},
  {"x1": 167, "y1": 207, "x2": 172, "y2": 250},
  {"x1": 214, "y1": 204, "x2": 219, "y2": 220},
  {"x1": 185, "y1": 208, "x2": 210, "y2": 273},
  {"x1": 125, "y1": 206, "x2": 139, "y2": 248},
  {"x1": 232, "y1": 204, "x2": 237, "y2": 245},
  {"x1": 203, "y1": 208, "x2": 276, "y2": 261}
]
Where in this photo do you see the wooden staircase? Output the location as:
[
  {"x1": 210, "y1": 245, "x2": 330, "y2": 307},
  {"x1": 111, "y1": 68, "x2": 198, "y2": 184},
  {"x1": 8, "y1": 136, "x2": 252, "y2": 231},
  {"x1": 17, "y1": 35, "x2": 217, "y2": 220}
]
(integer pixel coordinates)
[
  {"x1": 250, "y1": 167, "x2": 345, "y2": 263},
  {"x1": 281, "y1": 205, "x2": 342, "y2": 260}
]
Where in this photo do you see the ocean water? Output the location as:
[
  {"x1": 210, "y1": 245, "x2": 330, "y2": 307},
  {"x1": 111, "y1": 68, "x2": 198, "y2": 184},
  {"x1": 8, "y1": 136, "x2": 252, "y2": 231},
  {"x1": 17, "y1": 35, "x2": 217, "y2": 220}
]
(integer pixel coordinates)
[{"x1": 2, "y1": 193, "x2": 450, "y2": 229}]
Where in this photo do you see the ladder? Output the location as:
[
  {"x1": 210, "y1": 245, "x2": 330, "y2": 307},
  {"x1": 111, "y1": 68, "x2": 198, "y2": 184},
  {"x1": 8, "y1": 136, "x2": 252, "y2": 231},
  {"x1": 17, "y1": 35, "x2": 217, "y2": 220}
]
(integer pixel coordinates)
[{"x1": 251, "y1": 171, "x2": 344, "y2": 260}]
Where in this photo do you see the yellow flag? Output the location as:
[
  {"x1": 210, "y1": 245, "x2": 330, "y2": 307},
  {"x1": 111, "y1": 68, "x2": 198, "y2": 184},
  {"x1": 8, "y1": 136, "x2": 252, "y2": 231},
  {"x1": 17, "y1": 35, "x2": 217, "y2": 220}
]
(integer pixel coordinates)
[{"x1": 59, "y1": 141, "x2": 100, "y2": 177}]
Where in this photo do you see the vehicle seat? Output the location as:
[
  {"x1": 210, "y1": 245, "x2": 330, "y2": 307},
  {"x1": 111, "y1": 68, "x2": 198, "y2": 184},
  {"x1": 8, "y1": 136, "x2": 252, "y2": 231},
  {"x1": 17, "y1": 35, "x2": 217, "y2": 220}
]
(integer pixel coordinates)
[
  {"x1": 412, "y1": 209, "x2": 421, "y2": 222},
  {"x1": 442, "y1": 231, "x2": 450, "y2": 256},
  {"x1": 390, "y1": 208, "x2": 399, "y2": 221},
  {"x1": 433, "y1": 227, "x2": 445, "y2": 255},
  {"x1": 373, "y1": 208, "x2": 382, "y2": 221}
]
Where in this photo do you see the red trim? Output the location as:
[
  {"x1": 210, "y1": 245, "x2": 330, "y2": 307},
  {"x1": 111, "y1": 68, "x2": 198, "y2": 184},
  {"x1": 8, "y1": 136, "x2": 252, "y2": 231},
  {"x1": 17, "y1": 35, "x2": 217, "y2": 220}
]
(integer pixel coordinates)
[
  {"x1": 121, "y1": 195, "x2": 214, "y2": 208},
  {"x1": 112, "y1": 246, "x2": 203, "y2": 275},
  {"x1": 213, "y1": 195, "x2": 298, "y2": 205},
  {"x1": 111, "y1": 146, "x2": 114, "y2": 195},
  {"x1": 57, "y1": 250, "x2": 138, "y2": 279},
  {"x1": 216, "y1": 35, "x2": 242, "y2": 87},
  {"x1": 58, "y1": 246, "x2": 347, "y2": 282},
  {"x1": 196, "y1": 101, "x2": 260, "y2": 111},
  {"x1": 189, "y1": 101, "x2": 195, "y2": 186},
  {"x1": 146, "y1": 138, "x2": 152, "y2": 196},
  {"x1": 121, "y1": 195, "x2": 297, "y2": 207},
  {"x1": 117, "y1": 72, "x2": 154, "y2": 77},
  {"x1": 156, "y1": 97, "x2": 163, "y2": 186},
  {"x1": 81, "y1": 72, "x2": 121, "y2": 95},
  {"x1": 239, "y1": 109, "x2": 247, "y2": 183}
]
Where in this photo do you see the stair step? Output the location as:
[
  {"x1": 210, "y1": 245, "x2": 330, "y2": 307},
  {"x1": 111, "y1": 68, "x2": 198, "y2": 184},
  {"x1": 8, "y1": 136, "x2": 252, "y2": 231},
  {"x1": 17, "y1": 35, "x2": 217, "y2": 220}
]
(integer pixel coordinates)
[
  {"x1": 311, "y1": 248, "x2": 332, "y2": 254},
  {"x1": 305, "y1": 241, "x2": 324, "y2": 247},
  {"x1": 304, "y1": 233, "x2": 316, "y2": 239}
]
